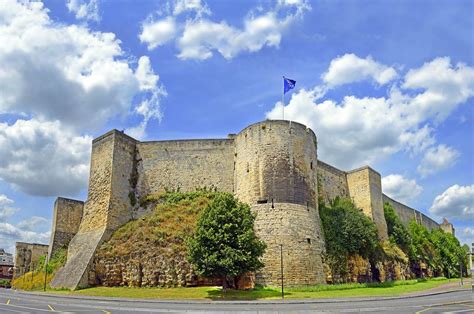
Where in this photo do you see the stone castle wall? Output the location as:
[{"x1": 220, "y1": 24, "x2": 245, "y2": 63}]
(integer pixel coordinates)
[
  {"x1": 136, "y1": 139, "x2": 235, "y2": 196},
  {"x1": 234, "y1": 121, "x2": 325, "y2": 285},
  {"x1": 48, "y1": 197, "x2": 84, "y2": 260},
  {"x1": 317, "y1": 160, "x2": 349, "y2": 203},
  {"x1": 382, "y1": 194, "x2": 439, "y2": 231},
  {"x1": 13, "y1": 242, "x2": 48, "y2": 278},
  {"x1": 47, "y1": 120, "x2": 442, "y2": 289}
]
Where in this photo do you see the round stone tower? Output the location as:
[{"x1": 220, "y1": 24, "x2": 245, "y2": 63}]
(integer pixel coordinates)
[{"x1": 234, "y1": 120, "x2": 326, "y2": 286}]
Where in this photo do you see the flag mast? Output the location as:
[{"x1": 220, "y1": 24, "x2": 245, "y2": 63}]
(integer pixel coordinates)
[{"x1": 282, "y1": 76, "x2": 285, "y2": 120}]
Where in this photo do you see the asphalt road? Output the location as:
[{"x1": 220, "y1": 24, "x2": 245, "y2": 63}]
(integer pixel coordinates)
[{"x1": 0, "y1": 288, "x2": 471, "y2": 314}]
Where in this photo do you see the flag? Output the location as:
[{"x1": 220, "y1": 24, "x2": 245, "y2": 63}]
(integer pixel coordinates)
[{"x1": 283, "y1": 77, "x2": 296, "y2": 94}]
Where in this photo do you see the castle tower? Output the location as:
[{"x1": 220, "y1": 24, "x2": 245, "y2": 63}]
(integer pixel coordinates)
[
  {"x1": 51, "y1": 130, "x2": 137, "y2": 289},
  {"x1": 48, "y1": 197, "x2": 84, "y2": 260},
  {"x1": 234, "y1": 120, "x2": 326, "y2": 285}
]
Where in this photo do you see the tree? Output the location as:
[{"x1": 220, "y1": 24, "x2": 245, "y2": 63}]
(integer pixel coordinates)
[
  {"x1": 384, "y1": 202, "x2": 411, "y2": 252},
  {"x1": 186, "y1": 193, "x2": 266, "y2": 289},
  {"x1": 319, "y1": 197, "x2": 379, "y2": 279}
]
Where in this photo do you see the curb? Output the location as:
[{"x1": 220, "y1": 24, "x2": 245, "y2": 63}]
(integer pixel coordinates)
[{"x1": 9, "y1": 287, "x2": 471, "y2": 305}]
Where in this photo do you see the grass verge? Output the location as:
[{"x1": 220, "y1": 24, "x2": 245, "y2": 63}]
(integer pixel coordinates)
[{"x1": 45, "y1": 278, "x2": 453, "y2": 300}]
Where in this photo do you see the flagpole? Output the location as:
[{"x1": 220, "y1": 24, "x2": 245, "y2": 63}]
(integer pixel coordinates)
[{"x1": 282, "y1": 76, "x2": 285, "y2": 120}]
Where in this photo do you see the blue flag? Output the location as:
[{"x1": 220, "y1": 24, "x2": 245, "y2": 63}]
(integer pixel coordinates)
[{"x1": 283, "y1": 77, "x2": 296, "y2": 94}]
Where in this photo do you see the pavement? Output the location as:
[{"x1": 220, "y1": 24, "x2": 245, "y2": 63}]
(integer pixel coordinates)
[{"x1": 0, "y1": 283, "x2": 471, "y2": 314}]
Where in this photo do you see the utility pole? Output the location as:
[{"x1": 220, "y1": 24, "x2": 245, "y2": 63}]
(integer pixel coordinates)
[
  {"x1": 43, "y1": 255, "x2": 49, "y2": 291},
  {"x1": 459, "y1": 260, "x2": 463, "y2": 286},
  {"x1": 280, "y1": 244, "x2": 284, "y2": 300}
]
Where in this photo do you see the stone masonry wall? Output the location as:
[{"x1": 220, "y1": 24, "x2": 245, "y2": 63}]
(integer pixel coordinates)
[
  {"x1": 136, "y1": 139, "x2": 234, "y2": 196},
  {"x1": 317, "y1": 160, "x2": 349, "y2": 203},
  {"x1": 51, "y1": 130, "x2": 136, "y2": 289},
  {"x1": 252, "y1": 203, "x2": 326, "y2": 286},
  {"x1": 382, "y1": 194, "x2": 439, "y2": 231},
  {"x1": 13, "y1": 242, "x2": 48, "y2": 278},
  {"x1": 234, "y1": 120, "x2": 318, "y2": 208},
  {"x1": 48, "y1": 197, "x2": 84, "y2": 260},
  {"x1": 347, "y1": 167, "x2": 388, "y2": 240}
]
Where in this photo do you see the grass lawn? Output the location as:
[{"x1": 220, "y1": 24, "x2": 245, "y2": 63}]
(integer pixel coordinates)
[{"x1": 46, "y1": 278, "x2": 454, "y2": 300}]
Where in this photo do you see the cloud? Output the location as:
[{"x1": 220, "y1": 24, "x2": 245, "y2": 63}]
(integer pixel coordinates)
[
  {"x1": 140, "y1": 16, "x2": 177, "y2": 50},
  {"x1": 0, "y1": 195, "x2": 49, "y2": 253},
  {"x1": 0, "y1": 222, "x2": 50, "y2": 253},
  {"x1": 0, "y1": 0, "x2": 164, "y2": 134},
  {"x1": 17, "y1": 216, "x2": 49, "y2": 232},
  {"x1": 322, "y1": 54, "x2": 398, "y2": 87},
  {"x1": 456, "y1": 227, "x2": 474, "y2": 246},
  {"x1": 382, "y1": 174, "x2": 423, "y2": 204},
  {"x1": 0, "y1": 119, "x2": 91, "y2": 196},
  {"x1": 417, "y1": 144, "x2": 459, "y2": 177},
  {"x1": 266, "y1": 55, "x2": 474, "y2": 170},
  {"x1": 140, "y1": 0, "x2": 310, "y2": 60},
  {"x1": 0, "y1": 194, "x2": 18, "y2": 222},
  {"x1": 66, "y1": 0, "x2": 100, "y2": 22},
  {"x1": 429, "y1": 184, "x2": 474, "y2": 221}
]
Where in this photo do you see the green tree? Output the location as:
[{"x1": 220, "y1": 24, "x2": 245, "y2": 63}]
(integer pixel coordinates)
[
  {"x1": 430, "y1": 229, "x2": 468, "y2": 278},
  {"x1": 384, "y1": 202, "x2": 411, "y2": 252},
  {"x1": 319, "y1": 197, "x2": 379, "y2": 279},
  {"x1": 186, "y1": 193, "x2": 266, "y2": 289}
]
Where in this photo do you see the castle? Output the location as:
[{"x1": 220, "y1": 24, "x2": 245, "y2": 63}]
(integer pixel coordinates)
[{"x1": 14, "y1": 120, "x2": 452, "y2": 289}]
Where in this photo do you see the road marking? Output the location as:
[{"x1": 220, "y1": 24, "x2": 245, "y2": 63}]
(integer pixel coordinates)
[
  {"x1": 6, "y1": 299, "x2": 10, "y2": 305},
  {"x1": 48, "y1": 304, "x2": 55, "y2": 311},
  {"x1": 415, "y1": 308, "x2": 431, "y2": 314},
  {"x1": 102, "y1": 310, "x2": 111, "y2": 314}
]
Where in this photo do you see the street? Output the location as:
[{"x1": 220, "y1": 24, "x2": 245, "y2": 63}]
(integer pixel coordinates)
[{"x1": 0, "y1": 287, "x2": 471, "y2": 313}]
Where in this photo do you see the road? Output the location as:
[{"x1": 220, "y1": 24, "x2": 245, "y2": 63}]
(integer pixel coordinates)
[{"x1": 0, "y1": 288, "x2": 471, "y2": 313}]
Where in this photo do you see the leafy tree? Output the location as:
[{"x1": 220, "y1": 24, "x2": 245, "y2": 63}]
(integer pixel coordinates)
[
  {"x1": 430, "y1": 228, "x2": 468, "y2": 278},
  {"x1": 186, "y1": 193, "x2": 266, "y2": 289},
  {"x1": 384, "y1": 202, "x2": 411, "y2": 252},
  {"x1": 319, "y1": 197, "x2": 379, "y2": 279}
]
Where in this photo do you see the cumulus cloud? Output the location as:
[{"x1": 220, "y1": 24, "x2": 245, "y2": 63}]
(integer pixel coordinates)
[
  {"x1": 322, "y1": 54, "x2": 398, "y2": 87},
  {"x1": 417, "y1": 144, "x2": 459, "y2": 177},
  {"x1": 456, "y1": 227, "x2": 474, "y2": 246},
  {"x1": 266, "y1": 55, "x2": 474, "y2": 170},
  {"x1": 0, "y1": 0, "x2": 164, "y2": 133},
  {"x1": 0, "y1": 195, "x2": 49, "y2": 253},
  {"x1": 0, "y1": 119, "x2": 91, "y2": 196},
  {"x1": 0, "y1": 195, "x2": 18, "y2": 222},
  {"x1": 140, "y1": 0, "x2": 310, "y2": 60},
  {"x1": 429, "y1": 184, "x2": 474, "y2": 221},
  {"x1": 17, "y1": 216, "x2": 49, "y2": 232},
  {"x1": 382, "y1": 174, "x2": 423, "y2": 204},
  {"x1": 66, "y1": 0, "x2": 100, "y2": 22}
]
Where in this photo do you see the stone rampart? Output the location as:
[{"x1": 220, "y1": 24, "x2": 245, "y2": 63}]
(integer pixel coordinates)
[
  {"x1": 13, "y1": 242, "x2": 48, "y2": 278},
  {"x1": 317, "y1": 160, "x2": 349, "y2": 203},
  {"x1": 347, "y1": 167, "x2": 388, "y2": 240},
  {"x1": 51, "y1": 130, "x2": 136, "y2": 289},
  {"x1": 382, "y1": 194, "x2": 439, "y2": 231},
  {"x1": 48, "y1": 197, "x2": 84, "y2": 260},
  {"x1": 136, "y1": 139, "x2": 234, "y2": 196}
]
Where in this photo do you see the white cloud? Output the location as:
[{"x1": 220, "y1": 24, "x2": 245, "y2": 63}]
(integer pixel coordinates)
[
  {"x1": 457, "y1": 227, "x2": 474, "y2": 246},
  {"x1": 140, "y1": 16, "x2": 177, "y2": 50},
  {"x1": 382, "y1": 174, "x2": 423, "y2": 204},
  {"x1": 66, "y1": 0, "x2": 100, "y2": 22},
  {"x1": 0, "y1": 222, "x2": 50, "y2": 253},
  {"x1": 17, "y1": 216, "x2": 49, "y2": 232},
  {"x1": 322, "y1": 54, "x2": 398, "y2": 87},
  {"x1": 403, "y1": 57, "x2": 474, "y2": 123},
  {"x1": 0, "y1": 0, "x2": 164, "y2": 134},
  {"x1": 0, "y1": 194, "x2": 18, "y2": 222},
  {"x1": 429, "y1": 184, "x2": 474, "y2": 221},
  {"x1": 266, "y1": 55, "x2": 474, "y2": 170},
  {"x1": 140, "y1": 0, "x2": 310, "y2": 60},
  {"x1": 0, "y1": 119, "x2": 91, "y2": 196},
  {"x1": 417, "y1": 144, "x2": 459, "y2": 177}
]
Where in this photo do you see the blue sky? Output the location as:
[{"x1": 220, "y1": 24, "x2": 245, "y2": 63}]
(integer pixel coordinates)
[{"x1": 0, "y1": 0, "x2": 472, "y2": 253}]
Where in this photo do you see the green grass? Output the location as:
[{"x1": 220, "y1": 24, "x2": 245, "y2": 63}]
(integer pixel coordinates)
[{"x1": 46, "y1": 278, "x2": 453, "y2": 300}]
